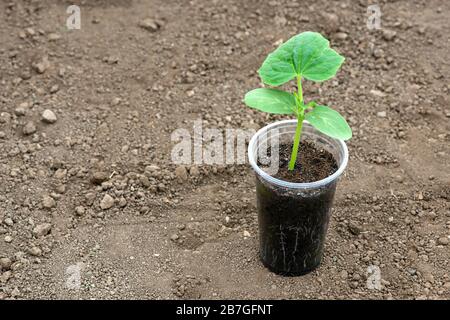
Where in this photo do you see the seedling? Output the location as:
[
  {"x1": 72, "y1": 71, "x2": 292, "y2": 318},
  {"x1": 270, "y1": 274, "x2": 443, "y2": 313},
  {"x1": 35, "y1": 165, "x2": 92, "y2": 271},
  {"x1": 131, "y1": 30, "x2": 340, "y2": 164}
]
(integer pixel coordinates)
[{"x1": 244, "y1": 31, "x2": 352, "y2": 171}]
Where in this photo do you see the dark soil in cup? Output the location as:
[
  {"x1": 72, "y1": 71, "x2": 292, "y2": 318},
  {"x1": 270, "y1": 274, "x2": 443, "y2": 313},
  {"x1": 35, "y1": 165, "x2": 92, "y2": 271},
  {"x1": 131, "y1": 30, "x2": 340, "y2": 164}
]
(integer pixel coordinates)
[
  {"x1": 256, "y1": 141, "x2": 339, "y2": 275},
  {"x1": 273, "y1": 141, "x2": 338, "y2": 183}
]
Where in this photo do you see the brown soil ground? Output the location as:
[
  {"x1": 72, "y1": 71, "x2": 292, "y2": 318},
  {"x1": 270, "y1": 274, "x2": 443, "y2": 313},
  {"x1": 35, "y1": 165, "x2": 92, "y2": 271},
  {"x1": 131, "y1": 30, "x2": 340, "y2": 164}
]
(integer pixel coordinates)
[{"x1": 0, "y1": 0, "x2": 449, "y2": 300}]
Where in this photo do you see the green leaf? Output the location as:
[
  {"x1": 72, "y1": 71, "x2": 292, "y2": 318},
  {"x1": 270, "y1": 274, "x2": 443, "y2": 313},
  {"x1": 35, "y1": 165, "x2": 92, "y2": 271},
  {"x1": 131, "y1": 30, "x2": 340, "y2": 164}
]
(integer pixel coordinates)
[
  {"x1": 244, "y1": 88, "x2": 296, "y2": 114},
  {"x1": 258, "y1": 31, "x2": 344, "y2": 85},
  {"x1": 300, "y1": 47, "x2": 345, "y2": 82},
  {"x1": 258, "y1": 41, "x2": 297, "y2": 86},
  {"x1": 305, "y1": 105, "x2": 352, "y2": 140},
  {"x1": 292, "y1": 32, "x2": 329, "y2": 75}
]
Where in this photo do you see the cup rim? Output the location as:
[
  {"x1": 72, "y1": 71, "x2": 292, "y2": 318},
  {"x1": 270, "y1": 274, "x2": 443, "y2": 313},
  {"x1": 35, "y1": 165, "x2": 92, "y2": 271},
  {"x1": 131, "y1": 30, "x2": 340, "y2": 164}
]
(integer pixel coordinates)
[{"x1": 247, "y1": 119, "x2": 349, "y2": 189}]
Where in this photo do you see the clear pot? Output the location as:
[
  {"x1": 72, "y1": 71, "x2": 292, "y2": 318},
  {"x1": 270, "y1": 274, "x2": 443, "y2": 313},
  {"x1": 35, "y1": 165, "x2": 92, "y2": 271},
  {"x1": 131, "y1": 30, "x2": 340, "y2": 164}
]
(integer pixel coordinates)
[{"x1": 248, "y1": 119, "x2": 349, "y2": 275}]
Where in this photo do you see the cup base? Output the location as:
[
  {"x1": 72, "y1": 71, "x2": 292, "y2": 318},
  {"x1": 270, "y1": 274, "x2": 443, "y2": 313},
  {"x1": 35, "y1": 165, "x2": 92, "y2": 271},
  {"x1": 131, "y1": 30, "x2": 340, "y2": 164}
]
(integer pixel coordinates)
[{"x1": 260, "y1": 255, "x2": 321, "y2": 276}]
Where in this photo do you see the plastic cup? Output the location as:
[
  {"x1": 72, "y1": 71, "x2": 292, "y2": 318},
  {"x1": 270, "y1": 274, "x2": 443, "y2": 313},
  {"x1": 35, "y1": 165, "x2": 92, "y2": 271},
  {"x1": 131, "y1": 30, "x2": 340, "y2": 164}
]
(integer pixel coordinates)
[{"x1": 248, "y1": 119, "x2": 348, "y2": 275}]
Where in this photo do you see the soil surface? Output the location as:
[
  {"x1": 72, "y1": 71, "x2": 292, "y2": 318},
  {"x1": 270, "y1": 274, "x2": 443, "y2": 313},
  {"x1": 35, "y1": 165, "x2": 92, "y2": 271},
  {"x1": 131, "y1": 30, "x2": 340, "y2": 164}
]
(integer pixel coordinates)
[
  {"x1": 1, "y1": 0, "x2": 450, "y2": 300},
  {"x1": 272, "y1": 142, "x2": 338, "y2": 183}
]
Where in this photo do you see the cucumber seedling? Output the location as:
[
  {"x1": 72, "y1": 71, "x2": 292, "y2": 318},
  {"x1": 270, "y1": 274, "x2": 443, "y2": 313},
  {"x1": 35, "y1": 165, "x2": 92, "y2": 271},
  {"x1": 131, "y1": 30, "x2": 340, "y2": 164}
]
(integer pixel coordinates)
[{"x1": 244, "y1": 31, "x2": 352, "y2": 171}]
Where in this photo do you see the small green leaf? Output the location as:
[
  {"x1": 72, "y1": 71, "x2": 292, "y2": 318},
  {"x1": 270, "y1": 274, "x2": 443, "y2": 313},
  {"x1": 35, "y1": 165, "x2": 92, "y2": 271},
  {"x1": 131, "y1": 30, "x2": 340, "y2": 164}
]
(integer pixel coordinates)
[
  {"x1": 305, "y1": 105, "x2": 352, "y2": 140},
  {"x1": 258, "y1": 31, "x2": 344, "y2": 85},
  {"x1": 244, "y1": 88, "x2": 296, "y2": 114}
]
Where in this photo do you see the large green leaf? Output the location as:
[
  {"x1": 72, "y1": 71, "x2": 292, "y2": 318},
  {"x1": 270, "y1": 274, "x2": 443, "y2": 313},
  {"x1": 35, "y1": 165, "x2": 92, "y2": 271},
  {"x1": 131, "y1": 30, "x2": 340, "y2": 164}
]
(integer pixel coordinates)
[
  {"x1": 258, "y1": 32, "x2": 344, "y2": 86},
  {"x1": 244, "y1": 88, "x2": 296, "y2": 114},
  {"x1": 257, "y1": 40, "x2": 297, "y2": 86},
  {"x1": 300, "y1": 47, "x2": 345, "y2": 82},
  {"x1": 305, "y1": 105, "x2": 352, "y2": 140}
]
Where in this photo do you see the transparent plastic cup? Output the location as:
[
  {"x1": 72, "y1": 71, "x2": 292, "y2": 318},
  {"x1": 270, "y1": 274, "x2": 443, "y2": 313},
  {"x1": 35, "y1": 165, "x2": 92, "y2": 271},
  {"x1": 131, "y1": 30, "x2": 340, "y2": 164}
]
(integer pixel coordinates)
[{"x1": 248, "y1": 119, "x2": 349, "y2": 275}]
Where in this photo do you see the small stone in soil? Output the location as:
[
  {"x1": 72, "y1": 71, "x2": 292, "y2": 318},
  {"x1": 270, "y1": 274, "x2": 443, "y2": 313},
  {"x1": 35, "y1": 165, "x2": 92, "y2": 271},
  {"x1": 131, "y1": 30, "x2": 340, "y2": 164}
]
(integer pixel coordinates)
[
  {"x1": 23, "y1": 122, "x2": 37, "y2": 135},
  {"x1": 75, "y1": 206, "x2": 86, "y2": 216},
  {"x1": 175, "y1": 165, "x2": 188, "y2": 181},
  {"x1": 348, "y1": 222, "x2": 362, "y2": 236},
  {"x1": 15, "y1": 106, "x2": 26, "y2": 116},
  {"x1": 33, "y1": 56, "x2": 50, "y2": 74},
  {"x1": 370, "y1": 89, "x2": 385, "y2": 98},
  {"x1": 42, "y1": 109, "x2": 57, "y2": 123},
  {"x1": 377, "y1": 111, "x2": 387, "y2": 118},
  {"x1": 0, "y1": 257, "x2": 12, "y2": 270},
  {"x1": 189, "y1": 166, "x2": 200, "y2": 177},
  {"x1": 91, "y1": 171, "x2": 109, "y2": 185},
  {"x1": 33, "y1": 223, "x2": 52, "y2": 237},
  {"x1": 4, "y1": 218, "x2": 13, "y2": 226},
  {"x1": 100, "y1": 194, "x2": 115, "y2": 210},
  {"x1": 437, "y1": 237, "x2": 449, "y2": 246},
  {"x1": 49, "y1": 85, "x2": 59, "y2": 94},
  {"x1": 320, "y1": 12, "x2": 339, "y2": 34},
  {"x1": 28, "y1": 246, "x2": 42, "y2": 256},
  {"x1": 382, "y1": 29, "x2": 397, "y2": 41},
  {"x1": 138, "y1": 18, "x2": 161, "y2": 32},
  {"x1": 42, "y1": 195, "x2": 56, "y2": 209},
  {"x1": 335, "y1": 32, "x2": 348, "y2": 40},
  {"x1": 118, "y1": 197, "x2": 127, "y2": 208},
  {"x1": 48, "y1": 33, "x2": 61, "y2": 41}
]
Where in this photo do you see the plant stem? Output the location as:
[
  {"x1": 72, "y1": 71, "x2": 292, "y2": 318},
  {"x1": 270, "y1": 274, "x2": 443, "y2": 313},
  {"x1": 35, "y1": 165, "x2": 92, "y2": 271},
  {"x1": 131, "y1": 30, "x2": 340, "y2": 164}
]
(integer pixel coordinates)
[
  {"x1": 288, "y1": 76, "x2": 304, "y2": 171},
  {"x1": 288, "y1": 115, "x2": 304, "y2": 170}
]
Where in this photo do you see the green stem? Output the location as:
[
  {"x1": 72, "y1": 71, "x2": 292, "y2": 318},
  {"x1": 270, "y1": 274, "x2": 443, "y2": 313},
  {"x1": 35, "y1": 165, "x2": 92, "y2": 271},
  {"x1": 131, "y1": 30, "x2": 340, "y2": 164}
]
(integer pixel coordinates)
[
  {"x1": 288, "y1": 115, "x2": 304, "y2": 171},
  {"x1": 288, "y1": 76, "x2": 304, "y2": 171}
]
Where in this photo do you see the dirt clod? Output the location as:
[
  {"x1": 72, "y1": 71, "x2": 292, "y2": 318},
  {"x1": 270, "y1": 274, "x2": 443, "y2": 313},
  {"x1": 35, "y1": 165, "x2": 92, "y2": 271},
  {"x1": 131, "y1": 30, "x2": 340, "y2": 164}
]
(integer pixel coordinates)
[
  {"x1": 22, "y1": 122, "x2": 37, "y2": 135},
  {"x1": 438, "y1": 237, "x2": 449, "y2": 246},
  {"x1": 138, "y1": 18, "x2": 161, "y2": 32},
  {"x1": 42, "y1": 195, "x2": 56, "y2": 209},
  {"x1": 32, "y1": 56, "x2": 50, "y2": 74},
  {"x1": 0, "y1": 258, "x2": 12, "y2": 271},
  {"x1": 175, "y1": 166, "x2": 188, "y2": 182},
  {"x1": 33, "y1": 223, "x2": 52, "y2": 237},
  {"x1": 100, "y1": 194, "x2": 115, "y2": 210},
  {"x1": 91, "y1": 172, "x2": 109, "y2": 185}
]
